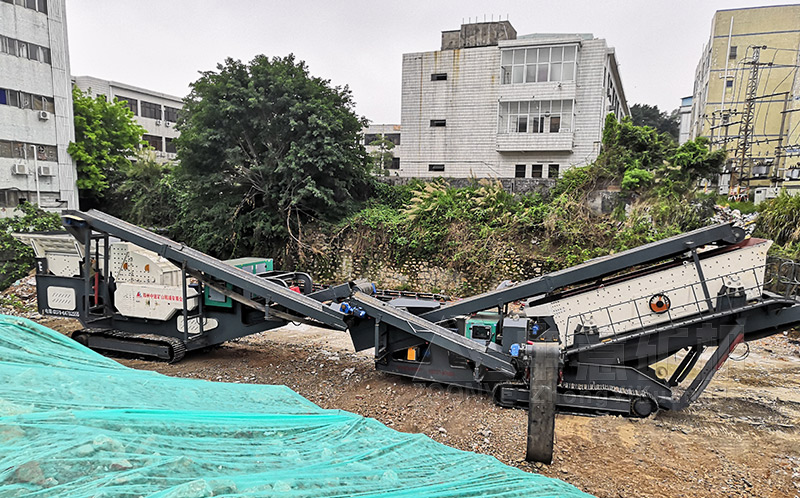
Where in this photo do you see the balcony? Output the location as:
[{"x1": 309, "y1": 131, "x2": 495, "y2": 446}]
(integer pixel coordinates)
[{"x1": 496, "y1": 131, "x2": 574, "y2": 152}]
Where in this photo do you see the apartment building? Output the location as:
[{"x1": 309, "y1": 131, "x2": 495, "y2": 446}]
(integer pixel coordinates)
[
  {"x1": 73, "y1": 76, "x2": 183, "y2": 163},
  {"x1": 689, "y1": 4, "x2": 800, "y2": 194},
  {"x1": 398, "y1": 21, "x2": 629, "y2": 179},
  {"x1": 0, "y1": 0, "x2": 78, "y2": 211}
]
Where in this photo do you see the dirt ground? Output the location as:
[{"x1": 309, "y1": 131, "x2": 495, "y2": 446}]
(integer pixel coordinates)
[{"x1": 29, "y1": 313, "x2": 800, "y2": 498}]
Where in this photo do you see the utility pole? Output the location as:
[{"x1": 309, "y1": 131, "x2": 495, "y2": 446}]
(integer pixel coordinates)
[{"x1": 732, "y1": 45, "x2": 768, "y2": 192}]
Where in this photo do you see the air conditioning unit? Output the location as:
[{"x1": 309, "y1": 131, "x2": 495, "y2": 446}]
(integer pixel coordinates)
[
  {"x1": 38, "y1": 110, "x2": 50, "y2": 121},
  {"x1": 12, "y1": 163, "x2": 27, "y2": 175},
  {"x1": 155, "y1": 120, "x2": 162, "y2": 126},
  {"x1": 38, "y1": 165, "x2": 55, "y2": 176},
  {"x1": 165, "y1": 121, "x2": 172, "y2": 127}
]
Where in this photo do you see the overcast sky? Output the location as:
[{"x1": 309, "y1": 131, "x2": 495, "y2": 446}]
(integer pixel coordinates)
[{"x1": 65, "y1": 1, "x2": 799, "y2": 124}]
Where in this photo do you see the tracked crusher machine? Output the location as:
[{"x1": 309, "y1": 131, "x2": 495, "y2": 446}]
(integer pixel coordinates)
[{"x1": 16, "y1": 209, "x2": 800, "y2": 463}]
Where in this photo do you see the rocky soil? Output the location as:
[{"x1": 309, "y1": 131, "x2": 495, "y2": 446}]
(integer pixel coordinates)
[{"x1": 3, "y1": 274, "x2": 800, "y2": 497}]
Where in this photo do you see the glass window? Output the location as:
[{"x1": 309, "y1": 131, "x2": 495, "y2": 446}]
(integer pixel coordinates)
[
  {"x1": 43, "y1": 96, "x2": 54, "y2": 113},
  {"x1": 549, "y1": 164, "x2": 560, "y2": 178},
  {"x1": 729, "y1": 46, "x2": 737, "y2": 60},
  {"x1": 390, "y1": 157, "x2": 400, "y2": 169},
  {"x1": 428, "y1": 164, "x2": 445, "y2": 172},
  {"x1": 0, "y1": 140, "x2": 11, "y2": 158},
  {"x1": 25, "y1": 0, "x2": 34, "y2": 8},
  {"x1": 142, "y1": 134, "x2": 162, "y2": 151},
  {"x1": 431, "y1": 73, "x2": 447, "y2": 81},
  {"x1": 116, "y1": 96, "x2": 138, "y2": 115},
  {"x1": 532, "y1": 164, "x2": 543, "y2": 178},
  {"x1": 165, "y1": 137, "x2": 177, "y2": 154},
  {"x1": 164, "y1": 106, "x2": 180, "y2": 122},
  {"x1": 36, "y1": 0, "x2": 46, "y2": 13},
  {"x1": 550, "y1": 116, "x2": 561, "y2": 133},
  {"x1": 40, "y1": 46, "x2": 50, "y2": 64},
  {"x1": 515, "y1": 164, "x2": 526, "y2": 178},
  {"x1": 0, "y1": 89, "x2": 6, "y2": 106},
  {"x1": 32, "y1": 95, "x2": 43, "y2": 110},
  {"x1": 19, "y1": 92, "x2": 32, "y2": 109},
  {"x1": 516, "y1": 115, "x2": 527, "y2": 133},
  {"x1": 17, "y1": 41, "x2": 27, "y2": 59},
  {"x1": 430, "y1": 119, "x2": 446, "y2": 127},
  {"x1": 7, "y1": 90, "x2": 18, "y2": 107},
  {"x1": 140, "y1": 100, "x2": 162, "y2": 120}
]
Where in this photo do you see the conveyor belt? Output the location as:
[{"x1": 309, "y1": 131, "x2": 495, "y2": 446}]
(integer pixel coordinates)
[
  {"x1": 350, "y1": 292, "x2": 515, "y2": 376},
  {"x1": 62, "y1": 210, "x2": 347, "y2": 330},
  {"x1": 421, "y1": 223, "x2": 745, "y2": 322}
]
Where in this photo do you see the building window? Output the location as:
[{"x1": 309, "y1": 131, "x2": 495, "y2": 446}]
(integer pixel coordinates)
[
  {"x1": 428, "y1": 164, "x2": 445, "y2": 172},
  {"x1": 5, "y1": 0, "x2": 46, "y2": 12},
  {"x1": 0, "y1": 35, "x2": 52, "y2": 65},
  {"x1": 549, "y1": 164, "x2": 560, "y2": 178},
  {"x1": 0, "y1": 140, "x2": 57, "y2": 161},
  {"x1": 165, "y1": 137, "x2": 176, "y2": 154},
  {"x1": 431, "y1": 73, "x2": 447, "y2": 81},
  {"x1": 498, "y1": 100, "x2": 573, "y2": 134},
  {"x1": 140, "y1": 100, "x2": 162, "y2": 120},
  {"x1": 116, "y1": 96, "x2": 138, "y2": 115},
  {"x1": 389, "y1": 157, "x2": 400, "y2": 169},
  {"x1": 430, "y1": 119, "x2": 446, "y2": 127},
  {"x1": 164, "y1": 106, "x2": 180, "y2": 123},
  {"x1": 501, "y1": 45, "x2": 577, "y2": 84},
  {"x1": 143, "y1": 134, "x2": 162, "y2": 151},
  {"x1": 531, "y1": 164, "x2": 543, "y2": 178},
  {"x1": 365, "y1": 133, "x2": 400, "y2": 146},
  {"x1": 725, "y1": 78, "x2": 733, "y2": 89},
  {"x1": 515, "y1": 164, "x2": 526, "y2": 178},
  {"x1": 729, "y1": 46, "x2": 737, "y2": 60}
]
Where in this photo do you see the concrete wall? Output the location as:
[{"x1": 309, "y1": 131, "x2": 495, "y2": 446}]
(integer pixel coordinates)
[
  {"x1": 0, "y1": 0, "x2": 77, "y2": 210},
  {"x1": 398, "y1": 26, "x2": 628, "y2": 179}
]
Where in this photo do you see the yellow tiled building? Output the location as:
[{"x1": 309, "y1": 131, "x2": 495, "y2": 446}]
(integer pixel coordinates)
[{"x1": 690, "y1": 4, "x2": 800, "y2": 198}]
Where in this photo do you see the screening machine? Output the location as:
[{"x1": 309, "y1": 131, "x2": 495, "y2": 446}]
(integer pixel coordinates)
[{"x1": 19, "y1": 210, "x2": 800, "y2": 464}]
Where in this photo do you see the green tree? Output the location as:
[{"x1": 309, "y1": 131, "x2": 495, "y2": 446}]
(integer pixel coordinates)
[
  {"x1": 174, "y1": 54, "x2": 371, "y2": 260},
  {"x1": 368, "y1": 134, "x2": 395, "y2": 175},
  {"x1": 629, "y1": 103, "x2": 680, "y2": 142},
  {"x1": 68, "y1": 87, "x2": 146, "y2": 205},
  {"x1": 114, "y1": 150, "x2": 181, "y2": 227}
]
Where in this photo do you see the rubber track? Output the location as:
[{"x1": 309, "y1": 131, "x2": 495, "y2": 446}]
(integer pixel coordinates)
[{"x1": 74, "y1": 329, "x2": 187, "y2": 363}]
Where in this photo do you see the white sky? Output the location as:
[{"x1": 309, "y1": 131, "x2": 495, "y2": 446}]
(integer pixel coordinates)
[{"x1": 65, "y1": 1, "x2": 800, "y2": 124}]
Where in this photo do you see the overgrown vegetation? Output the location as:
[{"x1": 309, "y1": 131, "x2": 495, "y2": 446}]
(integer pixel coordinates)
[
  {"x1": 0, "y1": 204, "x2": 62, "y2": 289},
  {"x1": 323, "y1": 114, "x2": 728, "y2": 292},
  {"x1": 755, "y1": 191, "x2": 800, "y2": 260}
]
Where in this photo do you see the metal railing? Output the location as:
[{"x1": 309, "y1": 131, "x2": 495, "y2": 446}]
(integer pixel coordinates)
[
  {"x1": 766, "y1": 256, "x2": 800, "y2": 298},
  {"x1": 564, "y1": 263, "x2": 775, "y2": 344}
]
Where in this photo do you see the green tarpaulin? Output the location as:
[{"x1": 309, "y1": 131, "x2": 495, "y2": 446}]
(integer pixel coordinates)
[{"x1": 0, "y1": 315, "x2": 592, "y2": 497}]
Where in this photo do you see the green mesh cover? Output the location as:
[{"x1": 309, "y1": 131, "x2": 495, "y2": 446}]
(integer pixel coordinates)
[{"x1": 0, "y1": 316, "x2": 592, "y2": 497}]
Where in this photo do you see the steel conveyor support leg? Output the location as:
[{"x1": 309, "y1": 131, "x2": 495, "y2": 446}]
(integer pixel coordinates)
[
  {"x1": 676, "y1": 318, "x2": 746, "y2": 409},
  {"x1": 525, "y1": 343, "x2": 560, "y2": 464}
]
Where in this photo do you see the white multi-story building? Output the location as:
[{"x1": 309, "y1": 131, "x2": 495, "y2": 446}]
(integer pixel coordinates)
[
  {"x1": 73, "y1": 76, "x2": 182, "y2": 163},
  {"x1": 678, "y1": 96, "x2": 693, "y2": 145},
  {"x1": 0, "y1": 0, "x2": 78, "y2": 211},
  {"x1": 398, "y1": 21, "x2": 628, "y2": 179},
  {"x1": 363, "y1": 123, "x2": 401, "y2": 172}
]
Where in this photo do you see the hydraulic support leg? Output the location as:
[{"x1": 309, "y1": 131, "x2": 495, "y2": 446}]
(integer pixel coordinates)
[{"x1": 526, "y1": 342, "x2": 560, "y2": 464}]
